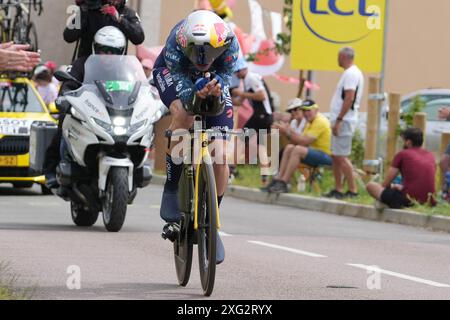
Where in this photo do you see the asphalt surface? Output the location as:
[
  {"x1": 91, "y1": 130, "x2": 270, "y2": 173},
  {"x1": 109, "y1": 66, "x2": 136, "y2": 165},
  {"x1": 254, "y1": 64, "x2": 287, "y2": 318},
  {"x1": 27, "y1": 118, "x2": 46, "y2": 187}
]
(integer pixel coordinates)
[{"x1": 1, "y1": 183, "x2": 450, "y2": 300}]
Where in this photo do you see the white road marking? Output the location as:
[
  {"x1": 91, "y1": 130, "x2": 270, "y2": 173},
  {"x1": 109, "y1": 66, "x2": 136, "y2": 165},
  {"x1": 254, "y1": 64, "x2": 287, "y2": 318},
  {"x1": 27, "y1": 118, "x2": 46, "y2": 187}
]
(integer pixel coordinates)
[
  {"x1": 347, "y1": 263, "x2": 450, "y2": 288},
  {"x1": 219, "y1": 231, "x2": 232, "y2": 237},
  {"x1": 248, "y1": 241, "x2": 327, "y2": 258},
  {"x1": 150, "y1": 205, "x2": 161, "y2": 209}
]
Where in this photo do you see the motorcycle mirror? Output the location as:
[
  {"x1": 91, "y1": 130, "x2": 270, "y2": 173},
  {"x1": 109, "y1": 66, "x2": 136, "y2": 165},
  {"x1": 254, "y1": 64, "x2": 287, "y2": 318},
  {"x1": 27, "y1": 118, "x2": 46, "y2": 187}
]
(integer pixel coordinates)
[{"x1": 54, "y1": 71, "x2": 82, "y2": 86}]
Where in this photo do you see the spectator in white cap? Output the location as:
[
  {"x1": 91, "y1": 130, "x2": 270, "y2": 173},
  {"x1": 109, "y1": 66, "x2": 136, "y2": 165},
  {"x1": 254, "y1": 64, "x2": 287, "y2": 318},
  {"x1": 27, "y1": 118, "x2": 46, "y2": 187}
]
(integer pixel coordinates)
[
  {"x1": 273, "y1": 97, "x2": 306, "y2": 142},
  {"x1": 33, "y1": 65, "x2": 58, "y2": 106},
  {"x1": 264, "y1": 99, "x2": 332, "y2": 193}
]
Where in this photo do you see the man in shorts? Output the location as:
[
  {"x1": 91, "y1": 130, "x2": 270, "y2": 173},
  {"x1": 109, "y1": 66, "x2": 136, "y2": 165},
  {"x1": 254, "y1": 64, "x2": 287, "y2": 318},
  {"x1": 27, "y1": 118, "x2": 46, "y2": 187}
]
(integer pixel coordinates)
[
  {"x1": 324, "y1": 47, "x2": 364, "y2": 200},
  {"x1": 366, "y1": 128, "x2": 436, "y2": 209}
]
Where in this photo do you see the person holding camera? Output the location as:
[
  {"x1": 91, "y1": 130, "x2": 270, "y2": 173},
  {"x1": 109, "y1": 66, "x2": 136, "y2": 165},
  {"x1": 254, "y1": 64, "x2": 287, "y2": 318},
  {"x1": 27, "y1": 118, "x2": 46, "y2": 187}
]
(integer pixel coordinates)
[{"x1": 64, "y1": 0, "x2": 145, "y2": 59}]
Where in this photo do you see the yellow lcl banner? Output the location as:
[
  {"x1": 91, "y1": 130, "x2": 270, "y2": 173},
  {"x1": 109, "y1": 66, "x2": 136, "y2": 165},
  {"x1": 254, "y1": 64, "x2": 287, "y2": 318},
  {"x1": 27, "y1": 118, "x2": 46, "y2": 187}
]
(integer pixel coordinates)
[{"x1": 291, "y1": 0, "x2": 386, "y2": 72}]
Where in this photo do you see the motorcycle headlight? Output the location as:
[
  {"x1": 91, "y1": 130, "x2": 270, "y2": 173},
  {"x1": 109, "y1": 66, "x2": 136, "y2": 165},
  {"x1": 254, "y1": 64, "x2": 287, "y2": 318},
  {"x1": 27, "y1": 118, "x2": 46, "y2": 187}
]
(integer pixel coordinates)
[
  {"x1": 93, "y1": 118, "x2": 111, "y2": 131},
  {"x1": 113, "y1": 117, "x2": 127, "y2": 127},
  {"x1": 113, "y1": 126, "x2": 128, "y2": 136}
]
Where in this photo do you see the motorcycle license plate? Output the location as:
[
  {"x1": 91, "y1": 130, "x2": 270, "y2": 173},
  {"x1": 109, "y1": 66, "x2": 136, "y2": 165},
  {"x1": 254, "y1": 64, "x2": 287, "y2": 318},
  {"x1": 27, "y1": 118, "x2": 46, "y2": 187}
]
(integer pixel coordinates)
[{"x1": 0, "y1": 156, "x2": 17, "y2": 167}]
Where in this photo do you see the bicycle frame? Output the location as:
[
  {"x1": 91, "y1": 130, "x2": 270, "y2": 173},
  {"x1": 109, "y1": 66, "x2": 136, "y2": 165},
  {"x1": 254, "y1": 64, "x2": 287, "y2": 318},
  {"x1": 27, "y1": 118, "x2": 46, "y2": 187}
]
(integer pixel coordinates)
[{"x1": 193, "y1": 125, "x2": 221, "y2": 231}]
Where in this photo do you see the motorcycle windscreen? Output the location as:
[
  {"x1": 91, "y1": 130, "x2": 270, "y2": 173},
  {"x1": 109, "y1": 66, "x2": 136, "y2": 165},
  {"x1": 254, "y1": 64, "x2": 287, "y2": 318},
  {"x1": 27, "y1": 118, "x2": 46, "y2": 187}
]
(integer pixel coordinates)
[
  {"x1": 83, "y1": 55, "x2": 147, "y2": 110},
  {"x1": 84, "y1": 55, "x2": 147, "y2": 84}
]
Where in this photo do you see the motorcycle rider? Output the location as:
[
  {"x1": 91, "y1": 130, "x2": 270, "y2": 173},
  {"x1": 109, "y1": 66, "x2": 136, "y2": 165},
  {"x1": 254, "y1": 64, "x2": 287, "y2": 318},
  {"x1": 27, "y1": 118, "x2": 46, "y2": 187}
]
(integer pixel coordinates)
[
  {"x1": 65, "y1": 0, "x2": 144, "y2": 59},
  {"x1": 44, "y1": 26, "x2": 127, "y2": 186},
  {"x1": 152, "y1": 10, "x2": 239, "y2": 264}
]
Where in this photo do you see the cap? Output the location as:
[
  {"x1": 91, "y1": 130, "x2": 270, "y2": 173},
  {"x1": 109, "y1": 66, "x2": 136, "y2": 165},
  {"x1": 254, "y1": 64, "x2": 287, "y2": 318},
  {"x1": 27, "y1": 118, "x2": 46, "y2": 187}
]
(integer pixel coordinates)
[
  {"x1": 44, "y1": 61, "x2": 57, "y2": 72},
  {"x1": 300, "y1": 99, "x2": 319, "y2": 110},
  {"x1": 286, "y1": 98, "x2": 303, "y2": 112},
  {"x1": 234, "y1": 56, "x2": 248, "y2": 73},
  {"x1": 34, "y1": 65, "x2": 49, "y2": 76}
]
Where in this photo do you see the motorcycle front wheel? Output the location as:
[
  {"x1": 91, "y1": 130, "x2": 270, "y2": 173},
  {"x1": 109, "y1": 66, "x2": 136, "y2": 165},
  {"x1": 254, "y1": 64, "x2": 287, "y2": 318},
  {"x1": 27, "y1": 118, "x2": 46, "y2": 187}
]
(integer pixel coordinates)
[{"x1": 102, "y1": 167, "x2": 129, "y2": 232}]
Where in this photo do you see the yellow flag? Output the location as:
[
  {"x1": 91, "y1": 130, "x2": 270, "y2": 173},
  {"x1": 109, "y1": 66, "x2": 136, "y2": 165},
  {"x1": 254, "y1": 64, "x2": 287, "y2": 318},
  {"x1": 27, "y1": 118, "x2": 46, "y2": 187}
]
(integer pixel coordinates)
[{"x1": 291, "y1": 0, "x2": 386, "y2": 72}]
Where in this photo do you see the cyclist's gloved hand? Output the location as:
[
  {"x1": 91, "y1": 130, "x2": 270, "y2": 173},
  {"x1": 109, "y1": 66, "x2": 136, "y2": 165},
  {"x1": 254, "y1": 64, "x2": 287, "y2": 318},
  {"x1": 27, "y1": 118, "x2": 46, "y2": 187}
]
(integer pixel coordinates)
[
  {"x1": 212, "y1": 74, "x2": 224, "y2": 89},
  {"x1": 195, "y1": 77, "x2": 210, "y2": 92}
]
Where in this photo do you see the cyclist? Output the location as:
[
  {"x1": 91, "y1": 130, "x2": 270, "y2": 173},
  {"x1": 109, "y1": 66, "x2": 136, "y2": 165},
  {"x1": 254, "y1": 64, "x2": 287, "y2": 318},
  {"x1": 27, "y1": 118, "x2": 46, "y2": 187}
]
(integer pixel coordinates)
[
  {"x1": 65, "y1": 0, "x2": 144, "y2": 59},
  {"x1": 153, "y1": 10, "x2": 239, "y2": 264},
  {"x1": 44, "y1": 26, "x2": 127, "y2": 186}
]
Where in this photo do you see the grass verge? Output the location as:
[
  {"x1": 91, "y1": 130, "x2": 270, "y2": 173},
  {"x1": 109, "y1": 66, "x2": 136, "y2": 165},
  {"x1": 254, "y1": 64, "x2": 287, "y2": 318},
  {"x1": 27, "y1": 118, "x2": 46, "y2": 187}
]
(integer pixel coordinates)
[{"x1": 231, "y1": 165, "x2": 450, "y2": 217}]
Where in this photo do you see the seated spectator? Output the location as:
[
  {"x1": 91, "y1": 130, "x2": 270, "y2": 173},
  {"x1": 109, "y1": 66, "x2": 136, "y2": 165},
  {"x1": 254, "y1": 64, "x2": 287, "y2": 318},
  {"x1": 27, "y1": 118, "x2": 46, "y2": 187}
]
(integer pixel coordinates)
[
  {"x1": 438, "y1": 106, "x2": 450, "y2": 197},
  {"x1": 265, "y1": 99, "x2": 332, "y2": 193},
  {"x1": 440, "y1": 144, "x2": 450, "y2": 199},
  {"x1": 366, "y1": 127, "x2": 436, "y2": 209},
  {"x1": 33, "y1": 65, "x2": 58, "y2": 106},
  {"x1": 272, "y1": 98, "x2": 306, "y2": 142}
]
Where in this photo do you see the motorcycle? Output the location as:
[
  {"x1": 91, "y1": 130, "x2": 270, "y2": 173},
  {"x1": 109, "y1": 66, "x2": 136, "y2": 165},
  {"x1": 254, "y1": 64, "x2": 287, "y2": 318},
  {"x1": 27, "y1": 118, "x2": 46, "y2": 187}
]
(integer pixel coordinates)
[{"x1": 52, "y1": 55, "x2": 165, "y2": 232}]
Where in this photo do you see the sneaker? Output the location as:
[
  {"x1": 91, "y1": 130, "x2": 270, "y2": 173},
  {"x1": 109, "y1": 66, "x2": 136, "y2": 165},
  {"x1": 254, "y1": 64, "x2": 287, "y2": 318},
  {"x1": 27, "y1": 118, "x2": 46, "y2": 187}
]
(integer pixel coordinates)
[
  {"x1": 161, "y1": 222, "x2": 180, "y2": 242},
  {"x1": 260, "y1": 179, "x2": 278, "y2": 192},
  {"x1": 344, "y1": 191, "x2": 359, "y2": 199},
  {"x1": 323, "y1": 189, "x2": 345, "y2": 199},
  {"x1": 268, "y1": 180, "x2": 288, "y2": 194}
]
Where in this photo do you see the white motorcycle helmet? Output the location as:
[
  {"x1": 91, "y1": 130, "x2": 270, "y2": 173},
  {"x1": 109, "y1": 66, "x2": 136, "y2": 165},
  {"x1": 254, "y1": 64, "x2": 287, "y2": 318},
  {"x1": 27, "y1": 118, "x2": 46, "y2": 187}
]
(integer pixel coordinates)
[
  {"x1": 176, "y1": 10, "x2": 234, "y2": 72},
  {"x1": 92, "y1": 26, "x2": 126, "y2": 55}
]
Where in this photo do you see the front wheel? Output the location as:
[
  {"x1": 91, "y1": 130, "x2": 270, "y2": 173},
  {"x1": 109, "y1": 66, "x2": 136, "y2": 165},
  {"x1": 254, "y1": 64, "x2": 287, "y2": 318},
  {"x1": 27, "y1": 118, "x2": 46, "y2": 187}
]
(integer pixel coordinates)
[
  {"x1": 174, "y1": 168, "x2": 194, "y2": 286},
  {"x1": 102, "y1": 167, "x2": 129, "y2": 232},
  {"x1": 197, "y1": 163, "x2": 218, "y2": 297}
]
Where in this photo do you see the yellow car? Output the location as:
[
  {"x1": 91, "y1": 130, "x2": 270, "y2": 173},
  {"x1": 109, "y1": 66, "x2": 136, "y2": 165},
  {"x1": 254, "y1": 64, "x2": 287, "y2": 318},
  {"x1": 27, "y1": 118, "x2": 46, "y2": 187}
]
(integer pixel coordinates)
[{"x1": 0, "y1": 77, "x2": 58, "y2": 194}]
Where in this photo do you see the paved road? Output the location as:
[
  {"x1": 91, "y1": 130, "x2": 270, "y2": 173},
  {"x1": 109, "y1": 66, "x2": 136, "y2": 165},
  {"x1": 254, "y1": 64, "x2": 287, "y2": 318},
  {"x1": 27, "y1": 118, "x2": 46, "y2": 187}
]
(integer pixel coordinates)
[{"x1": 1, "y1": 183, "x2": 450, "y2": 300}]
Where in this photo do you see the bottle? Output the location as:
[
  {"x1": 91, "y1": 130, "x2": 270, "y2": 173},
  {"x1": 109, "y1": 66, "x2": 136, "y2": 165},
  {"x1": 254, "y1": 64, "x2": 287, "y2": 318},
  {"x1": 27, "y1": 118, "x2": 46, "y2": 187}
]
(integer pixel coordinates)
[{"x1": 297, "y1": 174, "x2": 306, "y2": 192}]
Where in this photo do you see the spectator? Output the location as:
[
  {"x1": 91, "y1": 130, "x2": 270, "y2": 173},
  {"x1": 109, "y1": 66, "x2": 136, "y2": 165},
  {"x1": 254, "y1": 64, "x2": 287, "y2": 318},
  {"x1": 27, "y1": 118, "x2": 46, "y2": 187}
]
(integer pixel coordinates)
[
  {"x1": 272, "y1": 98, "x2": 306, "y2": 142},
  {"x1": 44, "y1": 60, "x2": 60, "y2": 87},
  {"x1": 366, "y1": 128, "x2": 436, "y2": 210},
  {"x1": 266, "y1": 100, "x2": 332, "y2": 194},
  {"x1": 33, "y1": 67, "x2": 57, "y2": 105},
  {"x1": 65, "y1": 0, "x2": 145, "y2": 59},
  {"x1": 324, "y1": 47, "x2": 364, "y2": 200},
  {"x1": 439, "y1": 146, "x2": 450, "y2": 199},
  {"x1": 0, "y1": 42, "x2": 40, "y2": 72},
  {"x1": 33, "y1": 65, "x2": 58, "y2": 106},
  {"x1": 438, "y1": 106, "x2": 450, "y2": 197},
  {"x1": 234, "y1": 58, "x2": 273, "y2": 186},
  {"x1": 438, "y1": 106, "x2": 450, "y2": 121}
]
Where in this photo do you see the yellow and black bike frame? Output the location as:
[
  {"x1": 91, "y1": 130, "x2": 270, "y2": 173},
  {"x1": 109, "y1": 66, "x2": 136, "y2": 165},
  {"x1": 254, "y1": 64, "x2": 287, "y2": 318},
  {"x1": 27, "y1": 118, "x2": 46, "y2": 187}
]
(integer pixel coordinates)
[{"x1": 193, "y1": 128, "x2": 221, "y2": 231}]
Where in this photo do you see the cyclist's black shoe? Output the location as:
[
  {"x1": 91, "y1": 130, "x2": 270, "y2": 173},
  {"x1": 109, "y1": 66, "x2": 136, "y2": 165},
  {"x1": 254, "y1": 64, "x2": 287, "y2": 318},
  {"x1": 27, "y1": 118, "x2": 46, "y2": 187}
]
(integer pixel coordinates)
[
  {"x1": 45, "y1": 172, "x2": 59, "y2": 189},
  {"x1": 216, "y1": 233, "x2": 225, "y2": 265},
  {"x1": 161, "y1": 222, "x2": 180, "y2": 242},
  {"x1": 160, "y1": 189, "x2": 181, "y2": 222}
]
